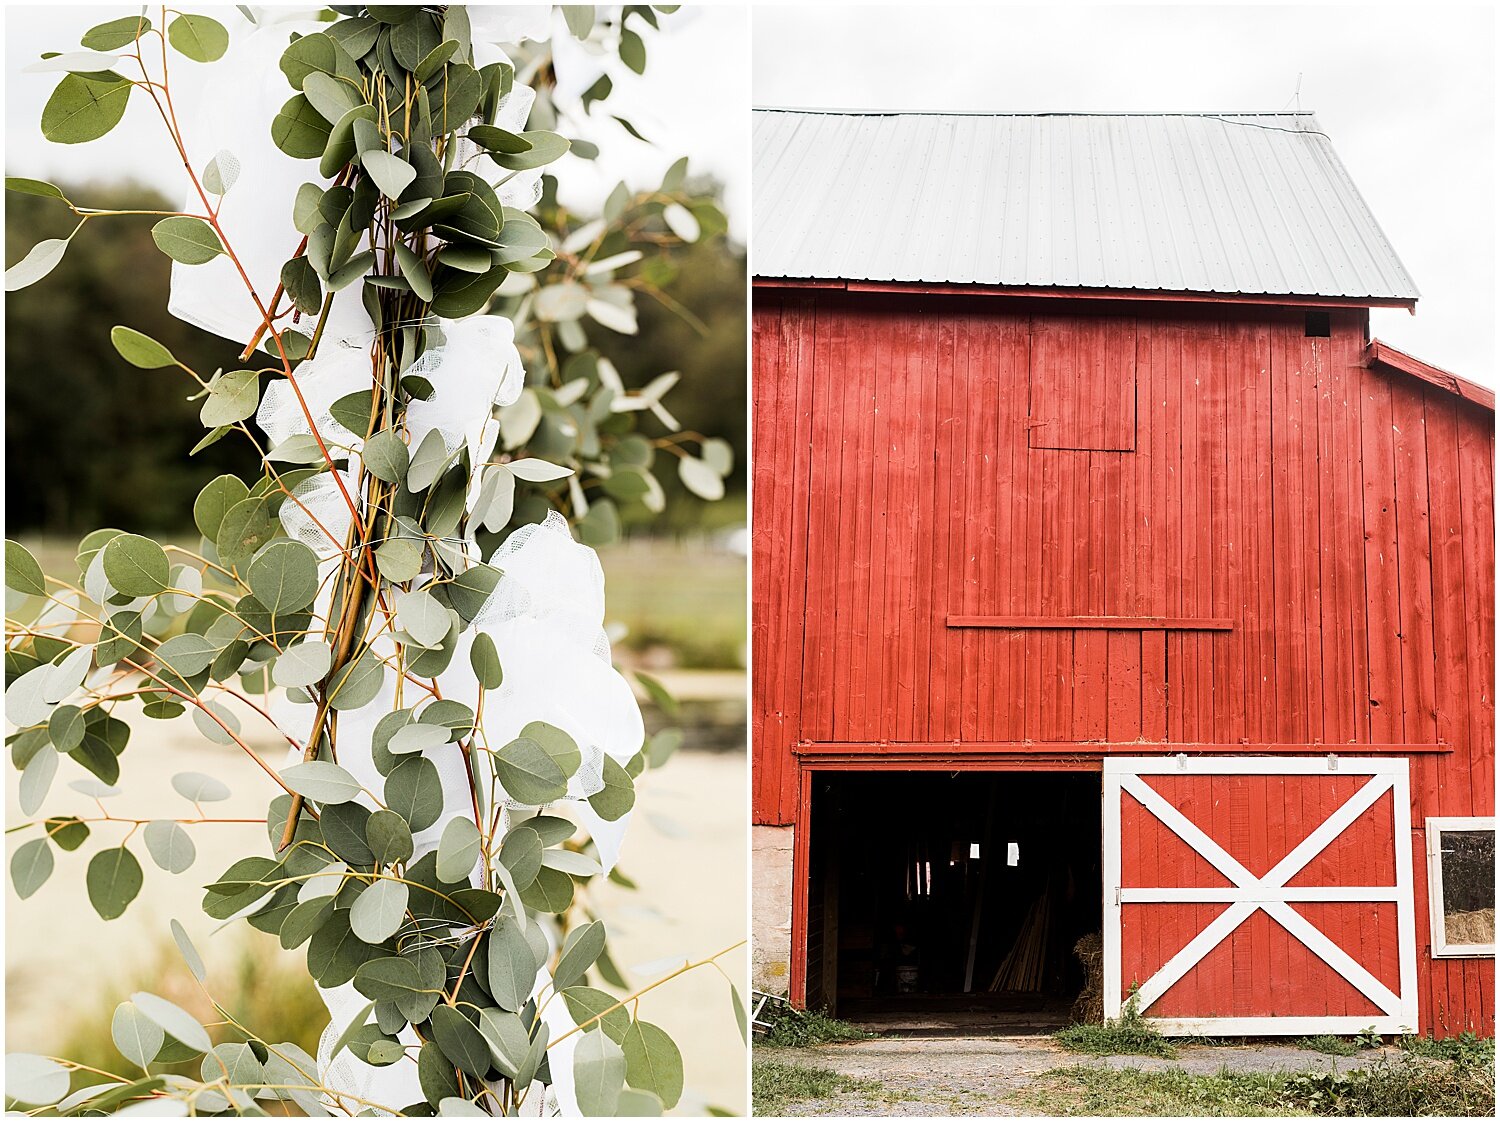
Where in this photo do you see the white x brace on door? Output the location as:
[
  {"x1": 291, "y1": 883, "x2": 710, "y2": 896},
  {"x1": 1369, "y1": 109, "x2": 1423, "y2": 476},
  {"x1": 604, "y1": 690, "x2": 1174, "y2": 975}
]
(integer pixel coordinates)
[{"x1": 1104, "y1": 757, "x2": 1419, "y2": 1036}]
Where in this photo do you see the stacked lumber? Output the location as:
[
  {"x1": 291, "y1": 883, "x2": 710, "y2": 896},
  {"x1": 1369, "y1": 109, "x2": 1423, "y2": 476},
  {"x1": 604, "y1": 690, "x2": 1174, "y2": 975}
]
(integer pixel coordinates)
[{"x1": 989, "y1": 891, "x2": 1051, "y2": 992}]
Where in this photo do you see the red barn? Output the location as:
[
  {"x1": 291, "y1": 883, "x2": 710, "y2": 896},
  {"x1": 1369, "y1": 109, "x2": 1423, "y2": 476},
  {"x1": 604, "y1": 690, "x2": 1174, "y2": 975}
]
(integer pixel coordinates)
[{"x1": 751, "y1": 109, "x2": 1495, "y2": 1039}]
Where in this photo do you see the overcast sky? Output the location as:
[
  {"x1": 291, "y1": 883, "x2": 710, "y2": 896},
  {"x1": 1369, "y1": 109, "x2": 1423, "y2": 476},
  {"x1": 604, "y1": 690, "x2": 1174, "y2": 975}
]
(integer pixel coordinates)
[
  {"x1": 5, "y1": 4, "x2": 748, "y2": 237},
  {"x1": 754, "y1": 4, "x2": 1495, "y2": 384}
]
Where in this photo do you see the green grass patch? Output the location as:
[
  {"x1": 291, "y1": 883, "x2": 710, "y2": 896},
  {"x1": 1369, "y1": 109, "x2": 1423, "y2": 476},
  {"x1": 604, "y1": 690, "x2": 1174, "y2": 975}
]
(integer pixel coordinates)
[
  {"x1": 44, "y1": 939, "x2": 327, "y2": 1094},
  {"x1": 1055, "y1": 1001, "x2": 1176, "y2": 1058},
  {"x1": 1398, "y1": 1031, "x2": 1495, "y2": 1065},
  {"x1": 761, "y1": 1005, "x2": 871, "y2": 1048},
  {"x1": 1019, "y1": 1065, "x2": 1313, "y2": 1116},
  {"x1": 1018, "y1": 1052, "x2": 1497, "y2": 1117},
  {"x1": 598, "y1": 539, "x2": 745, "y2": 669},
  {"x1": 752, "y1": 1056, "x2": 880, "y2": 1115},
  {"x1": 1297, "y1": 1035, "x2": 1361, "y2": 1056}
]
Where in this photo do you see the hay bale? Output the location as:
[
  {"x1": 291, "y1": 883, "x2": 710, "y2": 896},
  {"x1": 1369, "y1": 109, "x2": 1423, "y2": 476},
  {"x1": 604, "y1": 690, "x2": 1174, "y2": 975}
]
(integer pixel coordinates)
[
  {"x1": 1071, "y1": 931, "x2": 1104, "y2": 1024},
  {"x1": 1445, "y1": 908, "x2": 1495, "y2": 946}
]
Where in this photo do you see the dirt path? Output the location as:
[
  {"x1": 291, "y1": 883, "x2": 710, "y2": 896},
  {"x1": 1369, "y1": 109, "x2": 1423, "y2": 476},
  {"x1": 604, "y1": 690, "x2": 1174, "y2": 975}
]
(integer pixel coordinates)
[{"x1": 757, "y1": 1036, "x2": 1397, "y2": 1117}]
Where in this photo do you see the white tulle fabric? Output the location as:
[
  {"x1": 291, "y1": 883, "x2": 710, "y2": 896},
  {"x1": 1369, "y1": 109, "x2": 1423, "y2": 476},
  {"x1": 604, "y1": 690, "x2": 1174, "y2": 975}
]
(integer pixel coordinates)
[
  {"x1": 167, "y1": 15, "x2": 373, "y2": 349},
  {"x1": 165, "y1": 17, "x2": 640, "y2": 1116},
  {"x1": 404, "y1": 316, "x2": 526, "y2": 469},
  {"x1": 273, "y1": 510, "x2": 639, "y2": 1116}
]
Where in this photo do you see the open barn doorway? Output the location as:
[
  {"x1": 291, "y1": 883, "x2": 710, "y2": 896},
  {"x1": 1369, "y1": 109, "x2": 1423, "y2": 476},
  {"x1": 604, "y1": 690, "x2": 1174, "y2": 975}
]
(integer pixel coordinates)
[{"x1": 805, "y1": 769, "x2": 1103, "y2": 1034}]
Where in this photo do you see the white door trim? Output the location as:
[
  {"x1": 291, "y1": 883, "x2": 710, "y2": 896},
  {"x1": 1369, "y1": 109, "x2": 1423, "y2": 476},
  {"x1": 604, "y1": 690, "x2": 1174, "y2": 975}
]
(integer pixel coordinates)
[{"x1": 1103, "y1": 757, "x2": 1419, "y2": 1036}]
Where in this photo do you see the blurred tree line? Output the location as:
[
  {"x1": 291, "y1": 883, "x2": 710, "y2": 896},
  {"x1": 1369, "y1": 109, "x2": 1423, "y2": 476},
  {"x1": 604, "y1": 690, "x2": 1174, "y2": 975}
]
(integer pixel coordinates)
[{"x1": 5, "y1": 181, "x2": 745, "y2": 538}]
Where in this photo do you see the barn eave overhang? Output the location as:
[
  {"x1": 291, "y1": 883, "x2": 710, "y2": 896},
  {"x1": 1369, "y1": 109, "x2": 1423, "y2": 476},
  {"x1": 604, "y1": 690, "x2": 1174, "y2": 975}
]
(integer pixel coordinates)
[
  {"x1": 753, "y1": 275, "x2": 1419, "y2": 311},
  {"x1": 1365, "y1": 339, "x2": 1495, "y2": 412}
]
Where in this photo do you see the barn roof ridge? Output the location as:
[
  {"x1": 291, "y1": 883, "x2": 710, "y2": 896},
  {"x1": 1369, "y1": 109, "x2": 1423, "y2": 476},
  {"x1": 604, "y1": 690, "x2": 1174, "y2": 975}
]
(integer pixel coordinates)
[{"x1": 754, "y1": 108, "x2": 1420, "y2": 305}]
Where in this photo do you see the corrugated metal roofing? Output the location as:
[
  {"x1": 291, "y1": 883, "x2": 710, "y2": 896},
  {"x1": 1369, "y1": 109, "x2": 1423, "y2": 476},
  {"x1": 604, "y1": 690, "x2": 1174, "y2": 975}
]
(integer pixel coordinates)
[{"x1": 753, "y1": 109, "x2": 1419, "y2": 302}]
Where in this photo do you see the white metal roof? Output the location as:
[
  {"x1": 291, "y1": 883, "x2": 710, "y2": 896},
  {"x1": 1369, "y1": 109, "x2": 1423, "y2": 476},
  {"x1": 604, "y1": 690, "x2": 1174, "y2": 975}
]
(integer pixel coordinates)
[{"x1": 753, "y1": 109, "x2": 1419, "y2": 302}]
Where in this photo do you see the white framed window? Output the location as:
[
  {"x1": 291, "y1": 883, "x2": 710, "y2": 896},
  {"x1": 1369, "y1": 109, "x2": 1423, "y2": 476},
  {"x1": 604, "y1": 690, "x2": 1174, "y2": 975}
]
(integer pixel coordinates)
[{"x1": 1426, "y1": 817, "x2": 1496, "y2": 958}]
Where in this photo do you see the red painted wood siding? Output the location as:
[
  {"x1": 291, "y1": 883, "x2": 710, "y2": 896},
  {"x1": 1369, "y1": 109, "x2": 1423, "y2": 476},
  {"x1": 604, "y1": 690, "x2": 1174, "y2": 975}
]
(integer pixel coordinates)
[{"x1": 751, "y1": 291, "x2": 1496, "y2": 1035}]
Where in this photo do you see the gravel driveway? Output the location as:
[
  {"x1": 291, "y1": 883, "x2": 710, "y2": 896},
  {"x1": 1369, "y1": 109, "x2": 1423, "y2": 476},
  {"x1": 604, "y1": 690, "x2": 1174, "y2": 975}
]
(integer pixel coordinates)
[{"x1": 757, "y1": 1036, "x2": 1396, "y2": 1116}]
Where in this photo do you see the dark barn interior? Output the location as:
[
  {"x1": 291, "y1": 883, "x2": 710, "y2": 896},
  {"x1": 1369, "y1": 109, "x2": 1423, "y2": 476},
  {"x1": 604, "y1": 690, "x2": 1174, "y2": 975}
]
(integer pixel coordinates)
[{"x1": 806, "y1": 770, "x2": 1103, "y2": 1033}]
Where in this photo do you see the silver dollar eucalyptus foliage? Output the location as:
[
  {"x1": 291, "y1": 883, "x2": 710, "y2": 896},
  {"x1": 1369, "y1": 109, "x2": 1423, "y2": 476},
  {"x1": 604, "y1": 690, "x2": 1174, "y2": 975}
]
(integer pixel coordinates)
[{"x1": 5, "y1": 4, "x2": 743, "y2": 1115}]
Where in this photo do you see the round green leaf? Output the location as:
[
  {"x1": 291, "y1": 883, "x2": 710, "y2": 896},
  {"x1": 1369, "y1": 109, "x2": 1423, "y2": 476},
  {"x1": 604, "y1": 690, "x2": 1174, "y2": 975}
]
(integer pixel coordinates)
[
  {"x1": 362, "y1": 429, "x2": 409, "y2": 484},
  {"x1": 248, "y1": 540, "x2": 319, "y2": 614},
  {"x1": 279, "y1": 31, "x2": 339, "y2": 89},
  {"x1": 364, "y1": 809, "x2": 414, "y2": 865},
  {"x1": 362, "y1": 151, "x2": 417, "y2": 201},
  {"x1": 110, "y1": 325, "x2": 178, "y2": 369},
  {"x1": 406, "y1": 428, "x2": 452, "y2": 493},
  {"x1": 151, "y1": 217, "x2": 224, "y2": 265},
  {"x1": 11, "y1": 837, "x2": 54, "y2": 900},
  {"x1": 553, "y1": 921, "x2": 607, "y2": 992},
  {"x1": 273, "y1": 640, "x2": 332, "y2": 689},
  {"x1": 281, "y1": 255, "x2": 323, "y2": 315},
  {"x1": 395, "y1": 587, "x2": 448, "y2": 647},
  {"x1": 272, "y1": 94, "x2": 333, "y2": 159},
  {"x1": 131, "y1": 991, "x2": 212, "y2": 1053},
  {"x1": 677, "y1": 454, "x2": 725, "y2": 500},
  {"x1": 87, "y1": 845, "x2": 143, "y2": 920},
  {"x1": 495, "y1": 736, "x2": 568, "y2": 805},
  {"x1": 522, "y1": 720, "x2": 580, "y2": 780},
  {"x1": 144, "y1": 820, "x2": 196, "y2": 873},
  {"x1": 202, "y1": 149, "x2": 240, "y2": 195},
  {"x1": 352, "y1": 956, "x2": 424, "y2": 1004},
  {"x1": 5, "y1": 539, "x2": 46, "y2": 596},
  {"x1": 41, "y1": 71, "x2": 131, "y2": 144},
  {"x1": 394, "y1": 242, "x2": 433, "y2": 302},
  {"x1": 81, "y1": 15, "x2": 152, "y2": 51},
  {"x1": 167, "y1": 14, "x2": 229, "y2": 62},
  {"x1": 171, "y1": 771, "x2": 230, "y2": 803},
  {"x1": 18, "y1": 743, "x2": 57, "y2": 814},
  {"x1": 384, "y1": 756, "x2": 443, "y2": 833},
  {"x1": 349, "y1": 877, "x2": 408, "y2": 943},
  {"x1": 375, "y1": 538, "x2": 422, "y2": 583},
  {"x1": 44, "y1": 815, "x2": 89, "y2": 851},
  {"x1": 588, "y1": 755, "x2": 635, "y2": 822},
  {"x1": 5, "y1": 1054, "x2": 70, "y2": 1106},
  {"x1": 575, "y1": 1028, "x2": 627, "y2": 1118},
  {"x1": 154, "y1": 633, "x2": 219, "y2": 677},
  {"x1": 327, "y1": 651, "x2": 385, "y2": 712},
  {"x1": 469, "y1": 632, "x2": 503, "y2": 691},
  {"x1": 621, "y1": 1019, "x2": 683, "y2": 1109},
  {"x1": 282, "y1": 761, "x2": 362, "y2": 804},
  {"x1": 617, "y1": 1089, "x2": 665, "y2": 1115},
  {"x1": 101, "y1": 533, "x2": 170, "y2": 596},
  {"x1": 216, "y1": 495, "x2": 275, "y2": 568},
  {"x1": 112, "y1": 1001, "x2": 165, "y2": 1068},
  {"x1": 193, "y1": 475, "x2": 249, "y2": 541},
  {"x1": 435, "y1": 816, "x2": 480, "y2": 884},
  {"x1": 200, "y1": 369, "x2": 260, "y2": 426},
  {"x1": 487, "y1": 916, "x2": 540, "y2": 1012},
  {"x1": 389, "y1": 722, "x2": 449, "y2": 755}
]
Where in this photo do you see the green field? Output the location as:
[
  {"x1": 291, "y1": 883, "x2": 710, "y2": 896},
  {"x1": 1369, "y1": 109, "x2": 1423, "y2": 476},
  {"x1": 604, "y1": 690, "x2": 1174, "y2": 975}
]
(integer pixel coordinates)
[{"x1": 15, "y1": 533, "x2": 746, "y2": 670}]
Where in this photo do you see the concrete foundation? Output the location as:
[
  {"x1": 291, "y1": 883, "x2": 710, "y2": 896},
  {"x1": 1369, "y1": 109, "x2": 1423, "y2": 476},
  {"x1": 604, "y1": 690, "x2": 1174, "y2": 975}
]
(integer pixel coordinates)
[{"x1": 752, "y1": 824, "x2": 795, "y2": 994}]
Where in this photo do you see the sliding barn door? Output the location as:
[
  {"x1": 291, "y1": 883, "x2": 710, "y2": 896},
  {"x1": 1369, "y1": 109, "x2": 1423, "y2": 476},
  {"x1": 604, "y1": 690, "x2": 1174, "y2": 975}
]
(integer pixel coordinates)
[{"x1": 1104, "y1": 758, "x2": 1418, "y2": 1035}]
